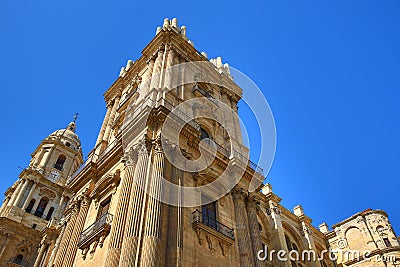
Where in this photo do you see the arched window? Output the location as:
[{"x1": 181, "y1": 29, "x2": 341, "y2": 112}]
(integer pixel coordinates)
[
  {"x1": 258, "y1": 222, "x2": 263, "y2": 232},
  {"x1": 13, "y1": 254, "x2": 23, "y2": 264},
  {"x1": 199, "y1": 127, "x2": 210, "y2": 140},
  {"x1": 45, "y1": 207, "x2": 55, "y2": 221},
  {"x1": 285, "y1": 234, "x2": 292, "y2": 250},
  {"x1": 34, "y1": 197, "x2": 49, "y2": 218},
  {"x1": 292, "y1": 243, "x2": 298, "y2": 252},
  {"x1": 54, "y1": 155, "x2": 66, "y2": 171},
  {"x1": 25, "y1": 199, "x2": 36, "y2": 213}
]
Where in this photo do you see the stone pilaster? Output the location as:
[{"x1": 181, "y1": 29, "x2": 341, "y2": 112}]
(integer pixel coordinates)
[
  {"x1": 247, "y1": 195, "x2": 262, "y2": 267},
  {"x1": 293, "y1": 205, "x2": 321, "y2": 267},
  {"x1": 62, "y1": 195, "x2": 91, "y2": 267},
  {"x1": 232, "y1": 187, "x2": 255, "y2": 267},
  {"x1": 103, "y1": 96, "x2": 121, "y2": 146},
  {"x1": 96, "y1": 101, "x2": 113, "y2": 146},
  {"x1": 140, "y1": 140, "x2": 165, "y2": 267},
  {"x1": 261, "y1": 184, "x2": 291, "y2": 267},
  {"x1": 104, "y1": 147, "x2": 138, "y2": 267},
  {"x1": 119, "y1": 140, "x2": 150, "y2": 266},
  {"x1": 53, "y1": 202, "x2": 80, "y2": 267}
]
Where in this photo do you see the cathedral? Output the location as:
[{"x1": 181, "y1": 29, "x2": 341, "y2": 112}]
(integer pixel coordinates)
[{"x1": 0, "y1": 18, "x2": 399, "y2": 267}]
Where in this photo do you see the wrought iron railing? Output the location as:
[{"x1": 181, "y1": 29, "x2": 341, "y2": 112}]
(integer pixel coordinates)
[
  {"x1": 78, "y1": 212, "x2": 113, "y2": 247},
  {"x1": 192, "y1": 209, "x2": 234, "y2": 240}
]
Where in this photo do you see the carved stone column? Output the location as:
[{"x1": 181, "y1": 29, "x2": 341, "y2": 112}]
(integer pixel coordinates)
[
  {"x1": 150, "y1": 48, "x2": 165, "y2": 93},
  {"x1": 103, "y1": 96, "x2": 121, "y2": 145},
  {"x1": 119, "y1": 140, "x2": 150, "y2": 266},
  {"x1": 96, "y1": 101, "x2": 113, "y2": 146},
  {"x1": 0, "y1": 196, "x2": 10, "y2": 215},
  {"x1": 13, "y1": 179, "x2": 29, "y2": 207},
  {"x1": 247, "y1": 195, "x2": 262, "y2": 267},
  {"x1": 42, "y1": 199, "x2": 54, "y2": 220},
  {"x1": 48, "y1": 223, "x2": 67, "y2": 267},
  {"x1": 53, "y1": 203, "x2": 80, "y2": 267},
  {"x1": 22, "y1": 182, "x2": 37, "y2": 210},
  {"x1": 232, "y1": 187, "x2": 254, "y2": 267},
  {"x1": 62, "y1": 195, "x2": 91, "y2": 267},
  {"x1": 33, "y1": 238, "x2": 49, "y2": 267},
  {"x1": 104, "y1": 147, "x2": 138, "y2": 267},
  {"x1": 163, "y1": 48, "x2": 175, "y2": 90},
  {"x1": 8, "y1": 180, "x2": 23, "y2": 207},
  {"x1": 140, "y1": 140, "x2": 165, "y2": 267},
  {"x1": 141, "y1": 58, "x2": 155, "y2": 93},
  {"x1": 54, "y1": 194, "x2": 66, "y2": 219},
  {"x1": 166, "y1": 164, "x2": 183, "y2": 267}
]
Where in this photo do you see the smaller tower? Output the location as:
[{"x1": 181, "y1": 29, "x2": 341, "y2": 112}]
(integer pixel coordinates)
[{"x1": 0, "y1": 120, "x2": 83, "y2": 266}]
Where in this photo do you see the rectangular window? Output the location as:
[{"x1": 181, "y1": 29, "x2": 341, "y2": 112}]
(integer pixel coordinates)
[
  {"x1": 383, "y1": 237, "x2": 392, "y2": 247},
  {"x1": 201, "y1": 195, "x2": 217, "y2": 230},
  {"x1": 97, "y1": 198, "x2": 111, "y2": 219}
]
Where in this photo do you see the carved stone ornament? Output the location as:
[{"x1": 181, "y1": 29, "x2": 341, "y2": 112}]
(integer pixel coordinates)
[
  {"x1": 192, "y1": 220, "x2": 234, "y2": 257},
  {"x1": 206, "y1": 234, "x2": 216, "y2": 255}
]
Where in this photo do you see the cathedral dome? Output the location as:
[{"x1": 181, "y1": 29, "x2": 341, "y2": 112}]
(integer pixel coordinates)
[{"x1": 47, "y1": 122, "x2": 81, "y2": 151}]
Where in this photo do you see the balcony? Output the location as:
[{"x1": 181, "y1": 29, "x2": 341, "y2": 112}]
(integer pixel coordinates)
[
  {"x1": 192, "y1": 209, "x2": 234, "y2": 240},
  {"x1": 192, "y1": 210, "x2": 234, "y2": 256},
  {"x1": 78, "y1": 213, "x2": 113, "y2": 250}
]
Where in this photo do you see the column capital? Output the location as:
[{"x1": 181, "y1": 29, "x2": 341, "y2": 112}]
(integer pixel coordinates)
[
  {"x1": 231, "y1": 186, "x2": 247, "y2": 201},
  {"x1": 153, "y1": 136, "x2": 164, "y2": 154},
  {"x1": 247, "y1": 194, "x2": 260, "y2": 210},
  {"x1": 122, "y1": 146, "x2": 138, "y2": 166}
]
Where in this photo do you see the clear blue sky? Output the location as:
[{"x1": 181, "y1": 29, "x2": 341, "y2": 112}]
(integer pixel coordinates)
[{"x1": 1, "y1": 1, "x2": 399, "y2": 232}]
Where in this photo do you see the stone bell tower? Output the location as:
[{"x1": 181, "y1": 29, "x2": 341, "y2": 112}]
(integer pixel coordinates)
[{"x1": 0, "y1": 119, "x2": 83, "y2": 267}]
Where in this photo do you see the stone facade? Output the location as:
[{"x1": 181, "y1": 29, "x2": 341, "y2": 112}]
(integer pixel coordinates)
[
  {"x1": 0, "y1": 18, "x2": 398, "y2": 267},
  {"x1": 321, "y1": 209, "x2": 400, "y2": 267}
]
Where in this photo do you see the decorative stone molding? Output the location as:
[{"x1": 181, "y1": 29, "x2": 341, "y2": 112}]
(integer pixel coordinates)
[{"x1": 193, "y1": 222, "x2": 234, "y2": 256}]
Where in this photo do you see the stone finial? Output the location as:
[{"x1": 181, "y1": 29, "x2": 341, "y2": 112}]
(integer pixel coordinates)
[
  {"x1": 216, "y1": 57, "x2": 223, "y2": 68},
  {"x1": 261, "y1": 183, "x2": 273, "y2": 195},
  {"x1": 223, "y1": 63, "x2": 231, "y2": 75},
  {"x1": 293, "y1": 205, "x2": 304, "y2": 217},
  {"x1": 119, "y1": 67, "x2": 126, "y2": 77},
  {"x1": 319, "y1": 222, "x2": 329, "y2": 233},
  {"x1": 163, "y1": 18, "x2": 169, "y2": 28},
  {"x1": 181, "y1": 26, "x2": 186, "y2": 36},
  {"x1": 126, "y1": 60, "x2": 134, "y2": 70},
  {"x1": 201, "y1": 52, "x2": 208, "y2": 59},
  {"x1": 171, "y1": 18, "x2": 178, "y2": 28},
  {"x1": 156, "y1": 26, "x2": 162, "y2": 35}
]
